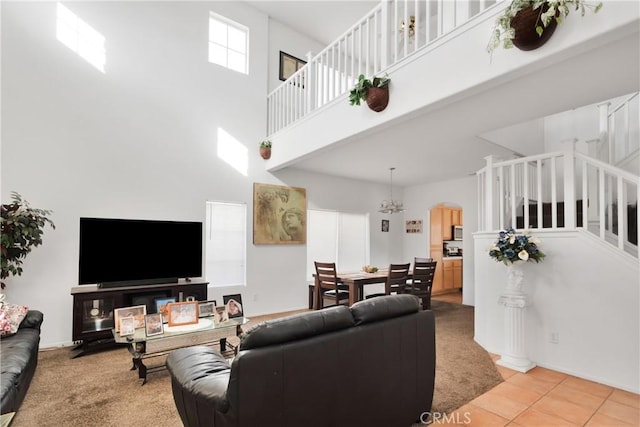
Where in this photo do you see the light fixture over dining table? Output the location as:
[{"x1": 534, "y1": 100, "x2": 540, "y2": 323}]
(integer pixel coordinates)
[{"x1": 379, "y1": 167, "x2": 405, "y2": 214}]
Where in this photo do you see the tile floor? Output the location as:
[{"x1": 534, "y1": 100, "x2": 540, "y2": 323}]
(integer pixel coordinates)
[{"x1": 431, "y1": 292, "x2": 640, "y2": 426}]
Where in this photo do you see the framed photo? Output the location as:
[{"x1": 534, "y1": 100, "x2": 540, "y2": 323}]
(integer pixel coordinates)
[
  {"x1": 144, "y1": 313, "x2": 163, "y2": 336},
  {"x1": 198, "y1": 301, "x2": 216, "y2": 318},
  {"x1": 223, "y1": 294, "x2": 244, "y2": 318},
  {"x1": 167, "y1": 301, "x2": 199, "y2": 327},
  {"x1": 381, "y1": 219, "x2": 390, "y2": 232},
  {"x1": 155, "y1": 297, "x2": 176, "y2": 323},
  {"x1": 119, "y1": 317, "x2": 135, "y2": 337},
  {"x1": 406, "y1": 220, "x2": 423, "y2": 234},
  {"x1": 214, "y1": 306, "x2": 229, "y2": 325},
  {"x1": 279, "y1": 51, "x2": 306, "y2": 81},
  {"x1": 114, "y1": 305, "x2": 146, "y2": 331},
  {"x1": 253, "y1": 183, "x2": 307, "y2": 245}
]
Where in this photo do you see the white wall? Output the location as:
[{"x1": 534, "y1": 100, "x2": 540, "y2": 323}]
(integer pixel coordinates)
[
  {"x1": 474, "y1": 230, "x2": 640, "y2": 393},
  {"x1": 267, "y1": 19, "x2": 324, "y2": 94},
  {"x1": 1, "y1": 1, "x2": 399, "y2": 348},
  {"x1": 403, "y1": 175, "x2": 477, "y2": 306}
]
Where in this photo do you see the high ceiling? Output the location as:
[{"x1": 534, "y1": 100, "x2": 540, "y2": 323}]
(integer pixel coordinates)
[
  {"x1": 249, "y1": 1, "x2": 640, "y2": 187},
  {"x1": 245, "y1": 1, "x2": 378, "y2": 45}
]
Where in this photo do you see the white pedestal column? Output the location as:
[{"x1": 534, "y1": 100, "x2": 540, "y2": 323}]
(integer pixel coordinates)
[{"x1": 496, "y1": 262, "x2": 536, "y2": 373}]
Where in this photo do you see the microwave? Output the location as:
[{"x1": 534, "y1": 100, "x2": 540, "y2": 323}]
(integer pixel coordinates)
[{"x1": 452, "y1": 225, "x2": 463, "y2": 240}]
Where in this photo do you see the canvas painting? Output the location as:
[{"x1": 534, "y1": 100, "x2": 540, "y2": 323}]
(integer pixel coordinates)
[{"x1": 253, "y1": 183, "x2": 306, "y2": 244}]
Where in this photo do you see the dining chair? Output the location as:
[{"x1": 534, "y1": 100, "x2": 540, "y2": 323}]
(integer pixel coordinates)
[
  {"x1": 405, "y1": 258, "x2": 437, "y2": 310},
  {"x1": 314, "y1": 262, "x2": 350, "y2": 309},
  {"x1": 385, "y1": 263, "x2": 411, "y2": 295}
]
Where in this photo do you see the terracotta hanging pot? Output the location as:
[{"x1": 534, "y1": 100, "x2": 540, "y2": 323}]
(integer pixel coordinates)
[
  {"x1": 366, "y1": 87, "x2": 389, "y2": 112},
  {"x1": 510, "y1": 4, "x2": 558, "y2": 51},
  {"x1": 259, "y1": 147, "x2": 271, "y2": 159}
]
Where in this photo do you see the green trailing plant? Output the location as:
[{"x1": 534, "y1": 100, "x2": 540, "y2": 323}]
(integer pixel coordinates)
[
  {"x1": 348, "y1": 74, "x2": 390, "y2": 106},
  {"x1": 260, "y1": 140, "x2": 272, "y2": 148},
  {"x1": 487, "y1": 0, "x2": 602, "y2": 54},
  {"x1": 1, "y1": 192, "x2": 55, "y2": 289}
]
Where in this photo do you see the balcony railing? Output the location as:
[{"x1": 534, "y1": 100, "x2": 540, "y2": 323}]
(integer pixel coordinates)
[{"x1": 267, "y1": 0, "x2": 498, "y2": 135}]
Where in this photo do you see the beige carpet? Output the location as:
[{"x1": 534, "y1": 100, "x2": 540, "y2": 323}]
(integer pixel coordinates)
[{"x1": 13, "y1": 301, "x2": 501, "y2": 426}]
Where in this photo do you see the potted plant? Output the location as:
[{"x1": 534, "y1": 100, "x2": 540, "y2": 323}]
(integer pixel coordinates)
[
  {"x1": 349, "y1": 74, "x2": 390, "y2": 112},
  {"x1": 487, "y1": 0, "x2": 602, "y2": 55},
  {"x1": 259, "y1": 140, "x2": 272, "y2": 159},
  {"x1": 1, "y1": 192, "x2": 55, "y2": 289}
]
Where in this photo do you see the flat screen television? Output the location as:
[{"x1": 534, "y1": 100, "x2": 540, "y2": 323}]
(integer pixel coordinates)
[{"x1": 79, "y1": 217, "x2": 203, "y2": 288}]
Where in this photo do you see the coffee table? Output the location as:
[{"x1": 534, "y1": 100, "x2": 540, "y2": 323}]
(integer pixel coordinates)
[{"x1": 113, "y1": 317, "x2": 248, "y2": 384}]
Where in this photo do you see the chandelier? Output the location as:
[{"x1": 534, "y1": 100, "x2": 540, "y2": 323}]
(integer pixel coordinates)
[{"x1": 379, "y1": 167, "x2": 405, "y2": 214}]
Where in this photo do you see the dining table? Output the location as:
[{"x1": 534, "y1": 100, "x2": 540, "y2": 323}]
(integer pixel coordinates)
[{"x1": 312, "y1": 269, "x2": 413, "y2": 309}]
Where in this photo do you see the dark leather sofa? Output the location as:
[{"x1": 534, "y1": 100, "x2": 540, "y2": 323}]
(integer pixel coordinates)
[
  {"x1": 166, "y1": 295, "x2": 435, "y2": 427},
  {"x1": 0, "y1": 310, "x2": 43, "y2": 414}
]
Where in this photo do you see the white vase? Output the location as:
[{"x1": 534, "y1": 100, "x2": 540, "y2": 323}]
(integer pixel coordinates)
[
  {"x1": 505, "y1": 261, "x2": 526, "y2": 294},
  {"x1": 497, "y1": 261, "x2": 536, "y2": 372}
]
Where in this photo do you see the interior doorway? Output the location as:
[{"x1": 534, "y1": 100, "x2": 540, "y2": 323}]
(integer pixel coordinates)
[{"x1": 428, "y1": 203, "x2": 463, "y2": 298}]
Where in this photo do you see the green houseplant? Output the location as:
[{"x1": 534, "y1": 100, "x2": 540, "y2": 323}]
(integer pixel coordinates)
[
  {"x1": 349, "y1": 74, "x2": 390, "y2": 112},
  {"x1": 1, "y1": 192, "x2": 55, "y2": 289},
  {"x1": 259, "y1": 140, "x2": 272, "y2": 159},
  {"x1": 487, "y1": 0, "x2": 602, "y2": 55}
]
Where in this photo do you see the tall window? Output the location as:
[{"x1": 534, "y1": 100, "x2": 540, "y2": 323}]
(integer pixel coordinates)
[
  {"x1": 205, "y1": 201, "x2": 246, "y2": 287},
  {"x1": 306, "y1": 210, "x2": 370, "y2": 280},
  {"x1": 208, "y1": 12, "x2": 248, "y2": 74}
]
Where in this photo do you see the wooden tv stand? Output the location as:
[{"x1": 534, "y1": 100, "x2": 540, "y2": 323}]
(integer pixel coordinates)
[{"x1": 70, "y1": 280, "x2": 208, "y2": 358}]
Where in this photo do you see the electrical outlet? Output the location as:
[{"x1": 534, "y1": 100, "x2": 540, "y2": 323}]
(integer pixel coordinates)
[
  {"x1": 549, "y1": 332, "x2": 559, "y2": 344},
  {"x1": 252, "y1": 293, "x2": 258, "y2": 302}
]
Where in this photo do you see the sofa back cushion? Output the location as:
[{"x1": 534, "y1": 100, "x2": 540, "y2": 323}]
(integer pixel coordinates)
[
  {"x1": 240, "y1": 305, "x2": 355, "y2": 351},
  {"x1": 350, "y1": 294, "x2": 419, "y2": 325}
]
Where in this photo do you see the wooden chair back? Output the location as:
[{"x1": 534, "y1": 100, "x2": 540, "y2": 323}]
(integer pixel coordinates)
[
  {"x1": 385, "y1": 263, "x2": 411, "y2": 295},
  {"x1": 408, "y1": 259, "x2": 437, "y2": 309},
  {"x1": 314, "y1": 262, "x2": 339, "y2": 292}
]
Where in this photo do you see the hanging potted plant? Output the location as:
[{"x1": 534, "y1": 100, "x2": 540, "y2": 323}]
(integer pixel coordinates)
[
  {"x1": 487, "y1": 0, "x2": 602, "y2": 55},
  {"x1": 349, "y1": 74, "x2": 390, "y2": 112},
  {"x1": 1, "y1": 192, "x2": 55, "y2": 289},
  {"x1": 259, "y1": 140, "x2": 272, "y2": 159}
]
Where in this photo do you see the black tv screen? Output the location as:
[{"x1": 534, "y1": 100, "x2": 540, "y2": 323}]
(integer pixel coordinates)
[{"x1": 79, "y1": 217, "x2": 203, "y2": 286}]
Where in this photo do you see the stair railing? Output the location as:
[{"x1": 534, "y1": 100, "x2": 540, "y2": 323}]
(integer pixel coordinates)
[
  {"x1": 267, "y1": 0, "x2": 498, "y2": 135},
  {"x1": 598, "y1": 92, "x2": 639, "y2": 165},
  {"x1": 478, "y1": 140, "x2": 639, "y2": 259}
]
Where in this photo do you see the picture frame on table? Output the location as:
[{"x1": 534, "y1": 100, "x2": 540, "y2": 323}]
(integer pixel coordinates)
[
  {"x1": 154, "y1": 297, "x2": 176, "y2": 323},
  {"x1": 119, "y1": 317, "x2": 135, "y2": 337},
  {"x1": 167, "y1": 301, "x2": 199, "y2": 327},
  {"x1": 114, "y1": 305, "x2": 146, "y2": 331},
  {"x1": 144, "y1": 313, "x2": 163, "y2": 336},
  {"x1": 223, "y1": 294, "x2": 244, "y2": 318},
  {"x1": 279, "y1": 51, "x2": 306, "y2": 81},
  {"x1": 214, "y1": 306, "x2": 229, "y2": 325},
  {"x1": 198, "y1": 301, "x2": 216, "y2": 318}
]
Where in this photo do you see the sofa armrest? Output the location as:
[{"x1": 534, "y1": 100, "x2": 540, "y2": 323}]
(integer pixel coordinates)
[
  {"x1": 18, "y1": 310, "x2": 43, "y2": 331},
  {"x1": 166, "y1": 347, "x2": 231, "y2": 414}
]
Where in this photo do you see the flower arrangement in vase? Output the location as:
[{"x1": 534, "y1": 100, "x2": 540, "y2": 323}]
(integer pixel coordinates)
[{"x1": 489, "y1": 227, "x2": 545, "y2": 265}]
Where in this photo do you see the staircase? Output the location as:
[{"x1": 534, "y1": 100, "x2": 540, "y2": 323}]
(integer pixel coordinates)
[{"x1": 478, "y1": 141, "x2": 639, "y2": 259}]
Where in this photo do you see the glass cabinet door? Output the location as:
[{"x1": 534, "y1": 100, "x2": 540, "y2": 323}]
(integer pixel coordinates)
[{"x1": 81, "y1": 298, "x2": 115, "y2": 333}]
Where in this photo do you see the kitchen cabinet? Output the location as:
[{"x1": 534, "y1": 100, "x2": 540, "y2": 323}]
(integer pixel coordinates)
[
  {"x1": 430, "y1": 206, "x2": 443, "y2": 246},
  {"x1": 430, "y1": 249, "x2": 444, "y2": 292},
  {"x1": 442, "y1": 259, "x2": 463, "y2": 290},
  {"x1": 442, "y1": 207, "x2": 462, "y2": 241},
  {"x1": 453, "y1": 259, "x2": 463, "y2": 288}
]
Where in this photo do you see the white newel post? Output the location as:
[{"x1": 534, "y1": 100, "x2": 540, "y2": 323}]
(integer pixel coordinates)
[{"x1": 496, "y1": 262, "x2": 536, "y2": 373}]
